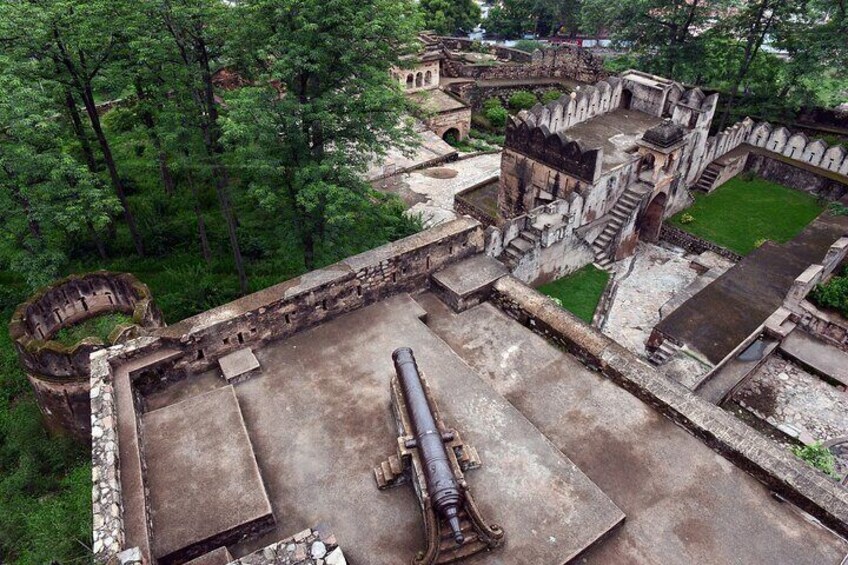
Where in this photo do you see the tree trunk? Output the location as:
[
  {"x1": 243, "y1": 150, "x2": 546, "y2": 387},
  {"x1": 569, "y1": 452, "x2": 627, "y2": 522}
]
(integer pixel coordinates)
[
  {"x1": 196, "y1": 36, "x2": 249, "y2": 294},
  {"x1": 303, "y1": 230, "x2": 315, "y2": 271},
  {"x1": 135, "y1": 81, "x2": 175, "y2": 195},
  {"x1": 64, "y1": 90, "x2": 98, "y2": 172},
  {"x1": 79, "y1": 83, "x2": 145, "y2": 256},
  {"x1": 185, "y1": 167, "x2": 212, "y2": 264},
  {"x1": 87, "y1": 220, "x2": 108, "y2": 259}
]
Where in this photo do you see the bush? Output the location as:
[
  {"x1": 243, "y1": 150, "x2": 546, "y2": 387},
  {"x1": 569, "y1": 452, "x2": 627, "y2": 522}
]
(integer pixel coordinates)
[
  {"x1": 792, "y1": 442, "x2": 839, "y2": 478},
  {"x1": 507, "y1": 90, "x2": 537, "y2": 110},
  {"x1": 680, "y1": 213, "x2": 695, "y2": 225},
  {"x1": 541, "y1": 90, "x2": 565, "y2": 104},
  {"x1": 828, "y1": 202, "x2": 848, "y2": 216},
  {"x1": 483, "y1": 97, "x2": 503, "y2": 112},
  {"x1": 485, "y1": 105, "x2": 509, "y2": 128},
  {"x1": 513, "y1": 39, "x2": 543, "y2": 53},
  {"x1": 811, "y1": 268, "x2": 848, "y2": 317}
]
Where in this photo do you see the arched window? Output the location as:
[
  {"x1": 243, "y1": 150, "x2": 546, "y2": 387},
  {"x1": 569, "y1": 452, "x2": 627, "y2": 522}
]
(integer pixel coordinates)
[
  {"x1": 415, "y1": 72, "x2": 423, "y2": 87},
  {"x1": 424, "y1": 70, "x2": 432, "y2": 86},
  {"x1": 406, "y1": 74, "x2": 414, "y2": 89}
]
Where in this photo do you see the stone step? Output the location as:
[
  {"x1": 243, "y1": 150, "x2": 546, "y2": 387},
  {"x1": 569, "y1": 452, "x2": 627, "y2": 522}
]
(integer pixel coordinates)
[{"x1": 510, "y1": 237, "x2": 533, "y2": 253}]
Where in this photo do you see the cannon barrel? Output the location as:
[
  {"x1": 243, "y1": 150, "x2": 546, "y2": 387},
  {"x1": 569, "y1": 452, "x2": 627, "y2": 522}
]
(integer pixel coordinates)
[{"x1": 392, "y1": 347, "x2": 465, "y2": 545}]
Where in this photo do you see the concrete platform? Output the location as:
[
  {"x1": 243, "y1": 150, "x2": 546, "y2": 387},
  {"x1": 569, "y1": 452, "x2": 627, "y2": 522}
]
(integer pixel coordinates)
[
  {"x1": 218, "y1": 348, "x2": 261, "y2": 384},
  {"x1": 415, "y1": 292, "x2": 848, "y2": 564},
  {"x1": 229, "y1": 293, "x2": 624, "y2": 564},
  {"x1": 431, "y1": 254, "x2": 507, "y2": 311},
  {"x1": 780, "y1": 329, "x2": 848, "y2": 386},
  {"x1": 141, "y1": 386, "x2": 274, "y2": 563}
]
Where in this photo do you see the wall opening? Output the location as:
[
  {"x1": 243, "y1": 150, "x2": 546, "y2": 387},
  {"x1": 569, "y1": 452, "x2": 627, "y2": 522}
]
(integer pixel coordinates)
[
  {"x1": 638, "y1": 192, "x2": 668, "y2": 243},
  {"x1": 621, "y1": 88, "x2": 634, "y2": 110},
  {"x1": 424, "y1": 70, "x2": 432, "y2": 85},
  {"x1": 406, "y1": 74, "x2": 414, "y2": 89},
  {"x1": 415, "y1": 72, "x2": 423, "y2": 87}
]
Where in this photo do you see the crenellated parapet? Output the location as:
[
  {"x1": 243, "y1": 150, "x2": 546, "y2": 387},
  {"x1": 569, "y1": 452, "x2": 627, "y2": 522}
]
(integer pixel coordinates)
[
  {"x1": 8, "y1": 272, "x2": 164, "y2": 438},
  {"x1": 505, "y1": 114, "x2": 602, "y2": 183},
  {"x1": 747, "y1": 122, "x2": 848, "y2": 176}
]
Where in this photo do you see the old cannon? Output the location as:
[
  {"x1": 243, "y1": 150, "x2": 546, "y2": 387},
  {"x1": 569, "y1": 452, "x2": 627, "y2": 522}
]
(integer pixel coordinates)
[{"x1": 374, "y1": 347, "x2": 504, "y2": 564}]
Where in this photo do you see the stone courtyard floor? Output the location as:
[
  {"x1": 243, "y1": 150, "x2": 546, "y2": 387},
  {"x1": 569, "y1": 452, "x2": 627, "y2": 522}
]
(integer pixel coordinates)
[
  {"x1": 374, "y1": 152, "x2": 501, "y2": 227},
  {"x1": 732, "y1": 356, "x2": 848, "y2": 445},
  {"x1": 601, "y1": 242, "x2": 733, "y2": 364}
]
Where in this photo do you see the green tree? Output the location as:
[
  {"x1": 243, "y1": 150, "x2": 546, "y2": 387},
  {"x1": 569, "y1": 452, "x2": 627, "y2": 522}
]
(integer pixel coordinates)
[
  {"x1": 226, "y1": 0, "x2": 421, "y2": 270},
  {"x1": 0, "y1": 69, "x2": 119, "y2": 287},
  {"x1": 0, "y1": 0, "x2": 147, "y2": 256},
  {"x1": 582, "y1": 0, "x2": 713, "y2": 78},
  {"x1": 487, "y1": 0, "x2": 582, "y2": 38},
  {"x1": 155, "y1": 0, "x2": 250, "y2": 293},
  {"x1": 420, "y1": 0, "x2": 480, "y2": 35}
]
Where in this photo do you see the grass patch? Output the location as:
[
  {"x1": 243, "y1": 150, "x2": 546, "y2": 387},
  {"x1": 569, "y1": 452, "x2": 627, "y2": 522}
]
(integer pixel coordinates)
[
  {"x1": 51, "y1": 312, "x2": 135, "y2": 346},
  {"x1": 669, "y1": 174, "x2": 823, "y2": 255},
  {"x1": 537, "y1": 264, "x2": 610, "y2": 323}
]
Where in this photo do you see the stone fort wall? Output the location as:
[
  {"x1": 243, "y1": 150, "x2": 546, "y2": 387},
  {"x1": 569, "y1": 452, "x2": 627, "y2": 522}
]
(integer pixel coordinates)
[
  {"x1": 438, "y1": 37, "x2": 608, "y2": 84},
  {"x1": 157, "y1": 217, "x2": 484, "y2": 373},
  {"x1": 489, "y1": 275, "x2": 848, "y2": 540},
  {"x1": 9, "y1": 272, "x2": 163, "y2": 437}
]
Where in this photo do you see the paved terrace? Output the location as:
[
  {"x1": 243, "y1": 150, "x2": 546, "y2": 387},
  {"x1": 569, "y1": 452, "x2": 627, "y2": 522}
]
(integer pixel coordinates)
[
  {"x1": 563, "y1": 108, "x2": 662, "y2": 173},
  {"x1": 416, "y1": 292, "x2": 848, "y2": 564},
  {"x1": 124, "y1": 286, "x2": 848, "y2": 563},
  {"x1": 135, "y1": 294, "x2": 625, "y2": 564},
  {"x1": 657, "y1": 208, "x2": 848, "y2": 365}
]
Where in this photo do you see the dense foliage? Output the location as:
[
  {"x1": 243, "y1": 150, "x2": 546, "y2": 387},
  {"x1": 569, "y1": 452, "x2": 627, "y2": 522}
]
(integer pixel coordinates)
[
  {"x1": 811, "y1": 268, "x2": 848, "y2": 318},
  {"x1": 0, "y1": 1, "x2": 423, "y2": 562},
  {"x1": 507, "y1": 90, "x2": 538, "y2": 110},
  {"x1": 419, "y1": 0, "x2": 480, "y2": 35},
  {"x1": 792, "y1": 441, "x2": 839, "y2": 478}
]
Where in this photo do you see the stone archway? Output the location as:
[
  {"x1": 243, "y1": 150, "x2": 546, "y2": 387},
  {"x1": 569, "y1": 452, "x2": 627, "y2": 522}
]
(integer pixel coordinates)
[
  {"x1": 406, "y1": 74, "x2": 414, "y2": 89},
  {"x1": 425, "y1": 70, "x2": 432, "y2": 86},
  {"x1": 638, "y1": 192, "x2": 667, "y2": 243},
  {"x1": 621, "y1": 88, "x2": 634, "y2": 110},
  {"x1": 442, "y1": 127, "x2": 461, "y2": 144},
  {"x1": 415, "y1": 72, "x2": 423, "y2": 87}
]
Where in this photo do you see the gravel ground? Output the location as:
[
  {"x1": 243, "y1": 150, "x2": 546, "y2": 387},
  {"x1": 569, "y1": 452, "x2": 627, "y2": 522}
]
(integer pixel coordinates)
[{"x1": 734, "y1": 356, "x2": 848, "y2": 443}]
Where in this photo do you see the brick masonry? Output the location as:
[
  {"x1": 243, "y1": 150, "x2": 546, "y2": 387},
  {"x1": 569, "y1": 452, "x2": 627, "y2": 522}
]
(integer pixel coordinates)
[{"x1": 490, "y1": 275, "x2": 848, "y2": 538}]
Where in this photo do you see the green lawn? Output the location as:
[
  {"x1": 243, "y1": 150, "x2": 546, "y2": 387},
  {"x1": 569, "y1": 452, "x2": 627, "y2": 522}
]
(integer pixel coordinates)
[
  {"x1": 537, "y1": 264, "x2": 610, "y2": 323},
  {"x1": 51, "y1": 312, "x2": 134, "y2": 347},
  {"x1": 669, "y1": 174, "x2": 823, "y2": 255}
]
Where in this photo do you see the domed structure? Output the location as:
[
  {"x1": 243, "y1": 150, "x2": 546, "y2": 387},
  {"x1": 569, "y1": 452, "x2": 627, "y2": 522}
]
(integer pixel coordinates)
[
  {"x1": 642, "y1": 118, "x2": 686, "y2": 149},
  {"x1": 9, "y1": 272, "x2": 164, "y2": 438}
]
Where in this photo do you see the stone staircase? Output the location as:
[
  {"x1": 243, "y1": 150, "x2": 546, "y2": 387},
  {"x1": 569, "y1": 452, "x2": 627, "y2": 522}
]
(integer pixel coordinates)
[
  {"x1": 500, "y1": 228, "x2": 540, "y2": 270},
  {"x1": 648, "y1": 339, "x2": 679, "y2": 366},
  {"x1": 591, "y1": 186, "x2": 647, "y2": 269},
  {"x1": 693, "y1": 162, "x2": 721, "y2": 193}
]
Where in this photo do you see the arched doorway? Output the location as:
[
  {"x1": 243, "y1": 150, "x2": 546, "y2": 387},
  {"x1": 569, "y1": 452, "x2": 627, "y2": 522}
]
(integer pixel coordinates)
[
  {"x1": 415, "y1": 72, "x2": 423, "y2": 87},
  {"x1": 638, "y1": 192, "x2": 667, "y2": 243},
  {"x1": 406, "y1": 74, "x2": 414, "y2": 89},
  {"x1": 442, "y1": 128, "x2": 461, "y2": 145},
  {"x1": 621, "y1": 88, "x2": 633, "y2": 110},
  {"x1": 425, "y1": 70, "x2": 432, "y2": 86}
]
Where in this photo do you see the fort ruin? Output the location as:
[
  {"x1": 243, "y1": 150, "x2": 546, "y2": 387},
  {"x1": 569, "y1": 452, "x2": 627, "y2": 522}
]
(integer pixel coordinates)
[{"x1": 11, "y1": 35, "x2": 848, "y2": 565}]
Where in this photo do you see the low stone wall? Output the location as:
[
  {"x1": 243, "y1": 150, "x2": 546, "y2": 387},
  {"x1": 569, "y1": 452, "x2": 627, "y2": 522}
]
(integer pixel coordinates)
[
  {"x1": 157, "y1": 218, "x2": 484, "y2": 372},
  {"x1": 456, "y1": 82, "x2": 572, "y2": 112},
  {"x1": 454, "y1": 180, "x2": 499, "y2": 228},
  {"x1": 660, "y1": 224, "x2": 742, "y2": 262},
  {"x1": 228, "y1": 526, "x2": 345, "y2": 565},
  {"x1": 798, "y1": 301, "x2": 848, "y2": 352},
  {"x1": 490, "y1": 275, "x2": 848, "y2": 538},
  {"x1": 745, "y1": 152, "x2": 848, "y2": 200},
  {"x1": 437, "y1": 37, "x2": 533, "y2": 64},
  {"x1": 9, "y1": 272, "x2": 164, "y2": 437}
]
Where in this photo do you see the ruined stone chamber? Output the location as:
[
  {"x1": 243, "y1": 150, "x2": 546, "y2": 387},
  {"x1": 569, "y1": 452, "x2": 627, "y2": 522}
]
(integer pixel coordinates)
[{"x1": 9, "y1": 272, "x2": 164, "y2": 437}]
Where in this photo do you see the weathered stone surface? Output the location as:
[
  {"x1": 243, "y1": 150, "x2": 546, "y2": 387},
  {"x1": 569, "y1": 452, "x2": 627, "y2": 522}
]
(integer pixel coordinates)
[
  {"x1": 490, "y1": 275, "x2": 848, "y2": 540},
  {"x1": 141, "y1": 385, "x2": 273, "y2": 564},
  {"x1": 218, "y1": 348, "x2": 261, "y2": 384}
]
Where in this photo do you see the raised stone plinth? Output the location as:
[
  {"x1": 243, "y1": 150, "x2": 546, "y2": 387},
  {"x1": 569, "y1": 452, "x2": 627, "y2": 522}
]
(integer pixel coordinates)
[
  {"x1": 431, "y1": 254, "x2": 507, "y2": 312},
  {"x1": 219, "y1": 348, "x2": 261, "y2": 384},
  {"x1": 141, "y1": 385, "x2": 274, "y2": 564}
]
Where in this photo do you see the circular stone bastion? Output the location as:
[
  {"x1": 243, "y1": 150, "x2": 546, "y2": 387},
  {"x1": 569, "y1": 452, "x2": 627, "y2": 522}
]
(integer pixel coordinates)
[{"x1": 9, "y1": 272, "x2": 164, "y2": 438}]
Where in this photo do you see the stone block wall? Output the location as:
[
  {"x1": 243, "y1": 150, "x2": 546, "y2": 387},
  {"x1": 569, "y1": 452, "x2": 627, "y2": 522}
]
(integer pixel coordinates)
[
  {"x1": 9, "y1": 272, "x2": 164, "y2": 437},
  {"x1": 157, "y1": 218, "x2": 484, "y2": 373},
  {"x1": 228, "y1": 527, "x2": 345, "y2": 565},
  {"x1": 745, "y1": 153, "x2": 848, "y2": 200},
  {"x1": 659, "y1": 224, "x2": 743, "y2": 262},
  {"x1": 489, "y1": 275, "x2": 848, "y2": 539},
  {"x1": 425, "y1": 106, "x2": 472, "y2": 141}
]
